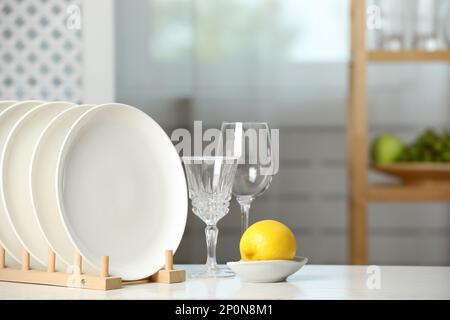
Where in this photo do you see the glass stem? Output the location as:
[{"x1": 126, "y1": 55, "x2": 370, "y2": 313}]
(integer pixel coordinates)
[
  {"x1": 238, "y1": 198, "x2": 253, "y2": 235},
  {"x1": 205, "y1": 225, "x2": 218, "y2": 270}
]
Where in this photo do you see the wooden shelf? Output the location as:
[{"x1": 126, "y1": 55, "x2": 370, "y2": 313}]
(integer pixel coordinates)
[
  {"x1": 367, "y1": 184, "x2": 450, "y2": 202},
  {"x1": 367, "y1": 50, "x2": 450, "y2": 62},
  {"x1": 348, "y1": 0, "x2": 450, "y2": 265}
]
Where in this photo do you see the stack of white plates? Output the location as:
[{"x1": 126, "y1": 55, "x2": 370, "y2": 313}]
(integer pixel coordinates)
[{"x1": 0, "y1": 101, "x2": 188, "y2": 280}]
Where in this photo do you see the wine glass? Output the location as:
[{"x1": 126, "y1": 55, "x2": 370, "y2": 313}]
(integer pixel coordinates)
[
  {"x1": 182, "y1": 156, "x2": 238, "y2": 278},
  {"x1": 219, "y1": 122, "x2": 275, "y2": 234}
]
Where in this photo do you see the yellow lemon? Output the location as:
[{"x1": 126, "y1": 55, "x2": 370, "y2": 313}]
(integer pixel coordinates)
[{"x1": 240, "y1": 220, "x2": 297, "y2": 261}]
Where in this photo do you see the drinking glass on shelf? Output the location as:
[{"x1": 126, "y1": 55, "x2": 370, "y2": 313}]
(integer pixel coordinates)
[
  {"x1": 182, "y1": 156, "x2": 238, "y2": 278},
  {"x1": 413, "y1": 0, "x2": 440, "y2": 51},
  {"x1": 219, "y1": 122, "x2": 275, "y2": 234},
  {"x1": 438, "y1": 0, "x2": 450, "y2": 48},
  {"x1": 377, "y1": 0, "x2": 406, "y2": 51}
]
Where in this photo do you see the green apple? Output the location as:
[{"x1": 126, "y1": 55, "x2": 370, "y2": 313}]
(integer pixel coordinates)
[{"x1": 371, "y1": 134, "x2": 404, "y2": 164}]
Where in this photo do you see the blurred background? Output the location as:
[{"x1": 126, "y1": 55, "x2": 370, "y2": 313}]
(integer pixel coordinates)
[{"x1": 1, "y1": 0, "x2": 449, "y2": 265}]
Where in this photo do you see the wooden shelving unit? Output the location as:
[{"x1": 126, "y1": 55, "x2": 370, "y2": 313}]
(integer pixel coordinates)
[{"x1": 348, "y1": 0, "x2": 450, "y2": 264}]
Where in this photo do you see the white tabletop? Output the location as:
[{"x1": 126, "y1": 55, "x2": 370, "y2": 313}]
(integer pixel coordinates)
[{"x1": 0, "y1": 265, "x2": 449, "y2": 300}]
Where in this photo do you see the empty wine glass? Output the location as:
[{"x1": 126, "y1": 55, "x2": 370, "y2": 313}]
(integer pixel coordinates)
[
  {"x1": 219, "y1": 122, "x2": 275, "y2": 234},
  {"x1": 182, "y1": 156, "x2": 238, "y2": 278}
]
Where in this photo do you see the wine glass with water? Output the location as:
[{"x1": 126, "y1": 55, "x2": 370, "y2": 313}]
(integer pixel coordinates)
[
  {"x1": 182, "y1": 156, "x2": 239, "y2": 278},
  {"x1": 220, "y1": 122, "x2": 275, "y2": 234}
]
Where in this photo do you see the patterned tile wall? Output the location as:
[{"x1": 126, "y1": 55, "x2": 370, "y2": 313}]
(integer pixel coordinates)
[{"x1": 0, "y1": 0, "x2": 83, "y2": 102}]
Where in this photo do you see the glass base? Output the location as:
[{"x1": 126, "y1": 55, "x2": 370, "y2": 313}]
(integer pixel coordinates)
[{"x1": 189, "y1": 265, "x2": 235, "y2": 279}]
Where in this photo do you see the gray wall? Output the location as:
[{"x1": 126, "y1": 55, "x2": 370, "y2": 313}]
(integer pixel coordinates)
[{"x1": 115, "y1": 0, "x2": 450, "y2": 265}]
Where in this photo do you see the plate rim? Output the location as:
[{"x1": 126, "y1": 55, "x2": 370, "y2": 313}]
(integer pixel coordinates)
[
  {"x1": 1, "y1": 101, "x2": 75, "y2": 267},
  {"x1": 0, "y1": 101, "x2": 46, "y2": 264},
  {"x1": 0, "y1": 101, "x2": 17, "y2": 112},
  {"x1": 54, "y1": 103, "x2": 188, "y2": 280},
  {"x1": 29, "y1": 104, "x2": 96, "y2": 270}
]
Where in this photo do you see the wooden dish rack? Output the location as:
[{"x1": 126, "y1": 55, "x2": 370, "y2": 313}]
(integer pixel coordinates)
[{"x1": 0, "y1": 247, "x2": 185, "y2": 290}]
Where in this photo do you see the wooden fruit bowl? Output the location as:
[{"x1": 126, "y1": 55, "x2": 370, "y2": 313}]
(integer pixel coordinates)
[{"x1": 372, "y1": 163, "x2": 450, "y2": 186}]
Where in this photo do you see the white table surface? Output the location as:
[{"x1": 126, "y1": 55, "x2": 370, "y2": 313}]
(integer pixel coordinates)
[{"x1": 0, "y1": 265, "x2": 449, "y2": 300}]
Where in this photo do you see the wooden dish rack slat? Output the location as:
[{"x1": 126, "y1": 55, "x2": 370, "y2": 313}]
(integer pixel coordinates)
[{"x1": 0, "y1": 247, "x2": 185, "y2": 290}]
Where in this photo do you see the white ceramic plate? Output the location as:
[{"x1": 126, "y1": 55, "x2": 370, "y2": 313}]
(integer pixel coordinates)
[
  {"x1": 227, "y1": 257, "x2": 308, "y2": 283},
  {"x1": 0, "y1": 101, "x2": 45, "y2": 267},
  {"x1": 30, "y1": 105, "x2": 97, "y2": 273},
  {"x1": 2, "y1": 101, "x2": 74, "y2": 269},
  {"x1": 56, "y1": 103, "x2": 188, "y2": 280},
  {"x1": 0, "y1": 101, "x2": 17, "y2": 113}
]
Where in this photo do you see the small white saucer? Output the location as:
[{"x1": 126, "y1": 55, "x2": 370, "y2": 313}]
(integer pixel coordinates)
[{"x1": 227, "y1": 256, "x2": 308, "y2": 283}]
